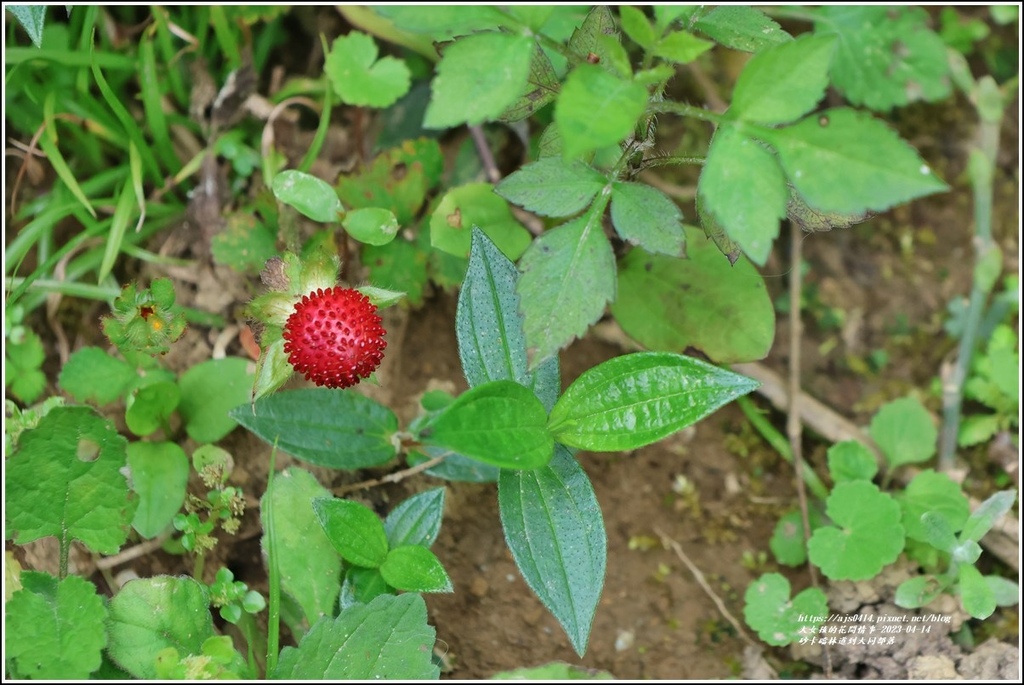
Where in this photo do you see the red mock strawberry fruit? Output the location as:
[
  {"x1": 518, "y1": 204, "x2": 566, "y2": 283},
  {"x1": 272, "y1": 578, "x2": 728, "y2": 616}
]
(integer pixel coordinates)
[{"x1": 282, "y1": 287, "x2": 386, "y2": 389}]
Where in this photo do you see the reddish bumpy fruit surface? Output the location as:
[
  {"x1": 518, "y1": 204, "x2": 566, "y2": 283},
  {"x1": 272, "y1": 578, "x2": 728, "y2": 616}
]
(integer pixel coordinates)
[{"x1": 282, "y1": 287, "x2": 386, "y2": 389}]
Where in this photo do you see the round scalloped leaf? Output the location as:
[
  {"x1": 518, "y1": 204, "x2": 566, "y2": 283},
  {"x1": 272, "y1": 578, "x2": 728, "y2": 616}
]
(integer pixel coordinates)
[
  {"x1": 868, "y1": 396, "x2": 938, "y2": 469},
  {"x1": 743, "y1": 572, "x2": 828, "y2": 646},
  {"x1": 808, "y1": 481, "x2": 904, "y2": 581},
  {"x1": 898, "y1": 469, "x2": 970, "y2": 544}
]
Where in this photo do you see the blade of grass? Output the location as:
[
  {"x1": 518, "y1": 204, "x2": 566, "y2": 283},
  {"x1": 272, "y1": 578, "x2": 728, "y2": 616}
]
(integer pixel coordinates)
[
  {"x1": 151, "y1": 7, "x2": 189, "y2": 107},
  {"x1": 128, "y1": 142, "x2": 147, "y2": 232},
  {"x1": 265, "y1": 440, "x2": 281, "y2": 677},
  {"x1": 139, "y1": 33, "x2": 181, "y2": 172},
  {"x1": 4, "y1": 278, "x2": 122, "y2": 301},
  {"x1": 41, "y1": 93, "x2": 97, "y2": 218},
  {"x1": 209, "y1": 6, "x2": 241, "y2": 67},
  {"x1": 5, "y1": 47, "x2": 136, "y2": 70},
  {"x1": 74, "y1": 5, "x2": 100, "y2": 94},
  {"x1": 297, "y1": 37, "x2": 334, "y2": 173},
  {"x1": 98, "y1": 179, "x2": 136, "y2": 283}
]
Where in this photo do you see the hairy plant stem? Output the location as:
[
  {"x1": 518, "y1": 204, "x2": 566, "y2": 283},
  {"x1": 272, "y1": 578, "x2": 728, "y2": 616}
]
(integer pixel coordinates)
[{"x1": 645, "y1": 100, "x2": 725, "y2": 126}]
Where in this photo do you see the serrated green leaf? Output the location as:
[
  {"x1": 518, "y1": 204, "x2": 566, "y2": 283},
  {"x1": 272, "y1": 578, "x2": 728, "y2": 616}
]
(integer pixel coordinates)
[
  {"x1": 379, "y1": 545, "x2": 453, "y2": 593},
  {"x1": 6, "y1": 407, "x2": 134, "y2": 554},
  {"x1": 424, "y1": 32, "x2": 535, "y2": 128},
  {"x1": 568, "y1": 5, "x2": 619, "y2": 66},
  {"x1": 419, "y1": 380, "x2": 554, "y2": 470},
  {"x1": 652, "y1": 30, "x2": 714, "y2": 64},
  {"x1": 815, "y1": 6, "x2": 950, "y2": 111},
  {"x1": 232, "y1": 388, "x2": 399, "y2": 469},
  {"x1": 959, "y1": 563, "x2": 996, "y2": 619},
  {"x1": 899, "y1": 470, "x2": 970, "y2": 545},
  {"x1": 273, "y1": 593, "x2": 438, "y2": 679},
  {"x1": 262, "y1": 468, "x2": 341, "y2": 625},
  {"x1": 272, "y1": 170, "x2": 343, "y2": 223},
  {"x1": 619, "y1": 6, "x2": 655, "y2": 50},
  {"x1": 496, "y1": 158, "x2": 606, "y2": 218},
  {"x1": 698, "y1": 125, "x2": 787, "y2": 266},
  {"x1": 342, "y1": 207, "x2": 399, "y2": 246},
  {"x1": 867, "y1": 396, "x2": 938, "y2": 469},
  {"x1": 498, "y1": 445, "x2": 605, "y2": 656},
  {"x1": 743, "y1": 573, "x2": 828, "y2": 646},
  {"x1": 499, "y1": 44, "x2": 561, "y2": 122},
  {"x1": 730, "y1": 34, "x2": 835, "y2": 125},
  {"x1": 960, "y1": 489, "x2": 1017, "y2": 543},
  {"x1": 786, "y1": 181, "x2": 874, "y2": 232},
  {"x1": 769, "y1": 108, "x2": 949, "y2": 216},
  {"x1": 612, "y1": 228, "x2": 774, "y2": 363},
  {"x1": 107, "y1": 576, "x2": 215, "y2": 679},
  {"x1": 5, "y1": 573, "x2": 107, "y2": 679},
  {"x1": 384, "y1": 488, "x2": 445, "y2": 548},
  {"x1": 336, "y1": 138, "x2": 443, "y2": 226},
  {"x1": 125, "y1": 380, "x2": 180, "y2": 437},
  {"x1": 128, "y1": 442, "x2": 189, "y2": 539},
  {"x1": 58, "y1": 346, "x2": 137, "y2": 405},
  {"x1": 339, "y1": 567, "x2": 392, "y2": 610},
  {"x1": 178, "y1": 358, "x2": 252, "y2": 443},
  {"x1": 694, "y1": 6, "x2": 792, "y2": 52},
  {"x1": 518, "y1": 208, "x2": 615, "y2": 368},
  {"x1": 894, "y1": 574, "x2": 946, "y2": 609},
  {"x1": 609, "y1": 182, "x2": 686, "y2": 256},
  {"x1": 430, "y1": 182, "x2": 531, "y2": 260},
  {"x1": 325, "y1": 32, "x2": 410, "y2": 108},
  {"x1": 826, "y1": 440, "x2": 878, "y2": 483},
  {"x1": 555, "y1": 64, "x2": 648, "y2": 159},
  {"x1": 548, "y1": 351, "x2": 759, "y2": 451},
  {"x1": 313, "y1": 497, "x2": 389, "y2": 568},
  {"x1": 457, "y1": 228, "x2": 561, "y2": 411},
  {"x1": 808, "y1": 481, "x2": 904, "y2": 581}
]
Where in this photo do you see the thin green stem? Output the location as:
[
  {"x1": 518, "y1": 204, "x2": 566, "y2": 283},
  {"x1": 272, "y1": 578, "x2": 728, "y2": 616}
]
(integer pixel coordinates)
[
  {"x1": 265, "y1": 441, "x2": 280, "y2": 677},
  {"x1": 635, "y1": 155, "x2": 706, "y2": 172},
  {"x1": 646, "y1": 100, "x2": 726, "y2": 126}
]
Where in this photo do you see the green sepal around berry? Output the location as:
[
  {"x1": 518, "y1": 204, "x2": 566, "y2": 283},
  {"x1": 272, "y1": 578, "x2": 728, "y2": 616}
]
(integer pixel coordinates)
[{"x1": 102, "y1": 278, "x2": 186, "y2": 357}]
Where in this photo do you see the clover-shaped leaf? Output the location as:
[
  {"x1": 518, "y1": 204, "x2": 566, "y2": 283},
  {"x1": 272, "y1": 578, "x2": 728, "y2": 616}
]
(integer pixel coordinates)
[
  {"x1": 325, "y1": 32, "x2": 411, "y2": 108},
  {"x1": 808, "y1": 481, "x2": 904, "y2": 580},
  {"x1": 744, "y1": 572, "x2": 828, "y2": 646}
]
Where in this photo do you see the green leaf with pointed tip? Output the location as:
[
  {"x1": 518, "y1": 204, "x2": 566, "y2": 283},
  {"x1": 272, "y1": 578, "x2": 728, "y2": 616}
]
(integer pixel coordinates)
[
  {"x1": 744, "y1": 573, "x2": 828, "y2": 646},
  {"x1": 815, "y1": 6, "x2": 950, "y2": 112},
  {"x1": 568, "y1": 5, "x2": 619, "y2": 66},
  {"x1": 58, "y1": 346, "x2": 138, "y2": 405},
  {"x1": 960, "y1": 489, "x2": 1017, "y2": 543},
  {"x1": 457, "y1": 228, "x2": 560, "y2": 411},
  {"x1": 371, "y1": 5, "x2": 504, "y2": 39},
  {"x1": 250, "y1": 337, "x2": 292, "y2": 403},
  {"x1": 272, "y1": 170, "x2": 343, "y2": 223},
  {"x1": 652, "y1": 30, "x2": 714, "y2": 64},
  {"x1": 232, "y1": 388, "x2": 399, "y2": 469},
  {"x1": 273, "y1": 593, "x2": 439, "y2": 680},
  {"x1": 6, "y1": 406, "x2": 135, "y2": 554},
  {"x1": 730, "y1": 34, "x2": 835, "y2": 125},
  {"x1": 695, "y1": 193, "x2": 742, "y2": 264},
  {"x1": 619, "y1": 6, "x2": 655, "y2": 49},
  {"x1": 609, "y1": 182, "x2": 686, "y2": 256},
  {"x1": 8, "y1": 5, "x2": 47, "y2": 47},
  {"x1": 518, "y1": 208, "x2": 615, "y2": 369},
  {"x1": 694, "y1": 6, "x2": 792, "y2": 52},
  {"x1": 419, "y1": 380, "x2": 554, "y2": 470},
  {"x1": 107, "y1": 576, "x2": 215, "y2": 679},
  {"x1": 499, "y1": 445, "x2": 606, "y2": 656},
  {"x1": 424, "y1": 32, "x2": 535, "y2": 128},
  {"x1": 867, "y1": 396, "x2": 937, "y2": 469},
  {"x1": 768, "y1": 108, "x2": 949, "y2": 216},
  {"x1": 898, "y1": 470, "x2": 970, "y2": 545},
  {"x1": 430, "y1": 182, "x2": 531, "y2": 260},
  {"x1": 611, "y1": 228, "x2": 774, "y2": 363},
  {"x1": 555, "y1": 64, "x2": 647, "y2": 159},
  {"x1": 698, "y1": 125, "x2": 788, "y2": 266},
  {"x1": 548, "y1": 352, "x2": 759, "y2": 451},
  {"x1": 262, "y1": 468, "x2": 341, "y2": 625},
  {"x1": 5, "y1": 572, "x2": 108, "y2": 679},
  {"x1": 342, "y1": 207, "x2": 399, "y2": 246},
  {"x1": 496, "y1": 158, "x2": 606, "y2": 218},
  {"x1": 312, "y1": 497, "x2": 389, "y2": 569},
  {"x1": 128, "y1": 441, "x2": 189, "y2": 539},
  {"x1": 499, "y1": 44, "x2": 560, "y2": 122},
  {"x1": 786, "y1": 182, "x2": 874, "y2": 232},
  {"x1": 325, "y1": 31, "x2": 410, "y2": 108},
  {"x1": 339, "y1": 567, "x2": 392, "y2": 610},
  {"x1": 379, "y1": 545, "x2": 453, "y2": 593},
  {"x1": 384, "y1": 487, "x2": 445, "y2": 548}
]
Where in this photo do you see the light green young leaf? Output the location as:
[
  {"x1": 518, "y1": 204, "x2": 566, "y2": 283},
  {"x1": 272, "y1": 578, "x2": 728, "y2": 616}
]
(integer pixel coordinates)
[
  {"x1": 698, "y1": 125, "x2": 788, "y2": 265},
  {"x1": 456, "y1": 229, "x2": 560, "y2": 411},
  {"x1": 548, "y1": 352, "x2": 759, "y2": 451},
  {"x1": 272, "y1": 170, "x2": 343, "y2": 223},
  {"x1": 107, "y1": 576, "x2": 215, "y2": 679},
  {"x1": 769, "y1": 108, "x2": 949, "y2": 216},
  {"x1": 769, "y1": 509, "x2": 826, "y2": 566},
  {"x1": 232, "y1": 388, "x2": 399, "y2": 469},
  {"x1": 262, "y1": 467, "x2": 342, "y2": 625},
  {"x1": 814, "y1": 6, "x2": 950, "y2": 111},
  {"x1": 619, "y1": 6, "x2": 655, "y2": 50},
  {"x1": 430, "y1": 182, "x2": 531, "y2": 259},
  {"x1": 384, "y1": 488, "x2": 445, "y2": 548},
  {"x1": 898, "y1": 470, "x2": 970, "y2": 545},
  {"x1": 128, "y1": 442, "x2": 189, "y2": 539},
  {"x1": 960, "y1": 489, "x2": 1017, "y2": 543},
  {"x1": 985, "y1": 576, "x2": 1020, "y2": 608},
  {"x1": 744, "y1": 573, "x2": 828, "y2": 646},
  {"x1": 312, "y1": 497, "x2": 389, "y2": 568},
  {"x1": 498, "y1": 445, "x2": 606, "y2": 656},
  {"x1": 808, "y1": 481, "x2": 904, "y2": 581},
  {"x1": 652, "y1": 6, "x2": 694, "y2": 32},
  {"x1": 554, "y1": 64, "x2": 647, "y2": 159},
  {"x1": 693, "y1": 5, "x2": 792, "y2": 52},
  {"x1": 496, "y1": 158, "x2": 606, "y2": 218},
  {"x1": 178, "y1": 358, "x2": 252, "y2": 443},
  {"x1": 371, "y1": 5, "x2": 504, "y2": 39},
  {"x1": 5, "y1": 573, "x2": 108, "y2": 679},
  {"x1": 342, "y1": 207, "x2": 399, "y2": 246},
  {"x1": 419, "y1": 380, "x2": 554, "y2": 470},
  {"x1": 325, "y1": 32, "x2": 410, "y2": 108},
  {"x1": 611, "y1": 228, "x2": 774, "y2": 363},
  {"x1": 379, "y1": 545, "x2": 453, "y2": 593},
  {"x1": 652, "y1": 30, "x2": 714, "y2": 64},
  {"x1": 730, "y1": 34, "x2": 835, "y2": 125},
  {"x1": 867, "y1": 396, "x2": 938, "y2": 469},
  {"x1": 826, "y1": 440, "x2": 878, "y2": 483},
  {"x1": 58, "y1": 346, "x2": 138, "y2": 405},
  {"x1": 895, "y1": 575, "x2": 947, "y2": 609},
  {"x1": 609, "y1": 182, "x2": 686, "y2": 256},
  {"x1": 919, "y1": 511, "x2": 958, "y2": 553},
  {"x1": 517, "y1": 208, "x2": 616, "y2": 368},
  {"x1": 424, "y1": 32, "x2": 535, "y2": 128},
  {"x1": 958, "y1": 563, "x2": 996, "y2": 619},
  {"x1": 5, "y1": 329, "x2": 46, "y2": 403},
  {"x1": 339, "y1": 567, "x2": 392, "y2": 610},
  {"x1": 125, "y1": 380, "x2": 180, "y2": 437},
  {"x1": 6, "y1": 407, "x2": 134, "y2": 554},
  {"x1": 273, "y1": 593, "x2": 438, "y2": 679},
  {"x1": 8, "y1": 5, "x2": 47, "y2": 46}
]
